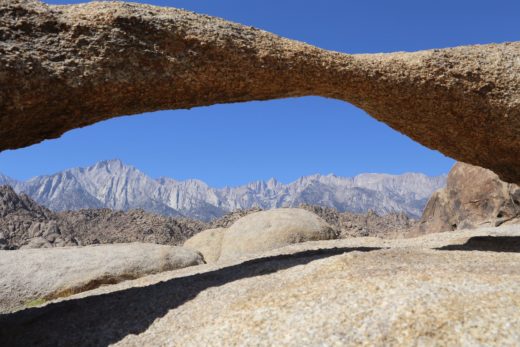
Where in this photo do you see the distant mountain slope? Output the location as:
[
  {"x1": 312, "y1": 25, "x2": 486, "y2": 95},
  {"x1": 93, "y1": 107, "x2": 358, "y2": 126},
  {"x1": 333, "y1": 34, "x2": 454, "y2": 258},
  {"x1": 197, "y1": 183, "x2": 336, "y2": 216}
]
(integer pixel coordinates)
[
  {"x1": 3, "y1": 160, "x2": 446, "y2": 220},
  {"x1": 0, "y1": 173, "x2": 15, "y2": 187}
]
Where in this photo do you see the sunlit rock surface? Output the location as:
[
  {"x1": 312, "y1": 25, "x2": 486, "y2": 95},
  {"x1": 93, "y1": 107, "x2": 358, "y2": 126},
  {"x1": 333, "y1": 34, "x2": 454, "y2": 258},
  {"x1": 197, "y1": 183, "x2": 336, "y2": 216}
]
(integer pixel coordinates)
[
  {"x1": 1, "y1": 1, "x2": 520, "y2": 183},
  {"x1": 1, "y1": 225, "x2": 520, "y2": 346},
  {"x1": 0, "y1": 243, "x2": 204, "y2": 313},
  {"x1": 419, "y1": 162, "x2": 520, "y2": 233}
]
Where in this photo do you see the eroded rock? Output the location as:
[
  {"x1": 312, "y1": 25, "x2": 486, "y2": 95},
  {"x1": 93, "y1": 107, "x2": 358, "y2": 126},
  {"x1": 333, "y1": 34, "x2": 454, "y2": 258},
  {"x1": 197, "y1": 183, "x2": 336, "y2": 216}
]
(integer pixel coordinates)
[
  {"x1": 184, "y1": 208, "x2": 337, "y2": 262},
  {"x1": 1, "y1": 1, "x2": 520, "y2": 183},
  {"x1": 300, "y1": 204, "x2": 417, "y2": 238},
  {"x1": 0, "y1": 243, "x2": 204, "y2": 313},
  {"x1": 2, "y1": 225, "x2": 520, "y2": 346},
  {"x1": 418, "y1": 162, "x2": 520, "y2": 233},
  {"x1": 0, "y1": 185, "x2": 206, "y2": 249},
  {"x1": 183, "y1": 227, "x2": 225, "y2": 263}
]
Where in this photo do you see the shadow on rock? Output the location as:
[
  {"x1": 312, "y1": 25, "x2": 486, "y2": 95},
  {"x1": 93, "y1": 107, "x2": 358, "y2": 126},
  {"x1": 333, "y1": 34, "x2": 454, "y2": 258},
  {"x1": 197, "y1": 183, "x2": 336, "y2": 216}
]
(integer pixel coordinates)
[
  {"x1": 437, "y1": 236, "x2": 520, "y2": 253},
  {"x1": 0, "y1": 246, "x2": 380, "y2": 347}
]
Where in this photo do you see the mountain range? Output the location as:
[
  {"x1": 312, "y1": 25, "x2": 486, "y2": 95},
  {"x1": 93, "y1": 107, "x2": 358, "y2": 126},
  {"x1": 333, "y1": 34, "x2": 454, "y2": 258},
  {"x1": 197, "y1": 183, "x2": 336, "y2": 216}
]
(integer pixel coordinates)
[{"x1": 0, "y1": 160, "x2": 446, "y2": 221}]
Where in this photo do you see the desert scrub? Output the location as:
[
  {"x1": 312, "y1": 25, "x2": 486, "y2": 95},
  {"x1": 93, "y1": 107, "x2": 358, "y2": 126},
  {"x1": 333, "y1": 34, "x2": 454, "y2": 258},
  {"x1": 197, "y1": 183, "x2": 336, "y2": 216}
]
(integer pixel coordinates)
[{"x1": 24, "y1": 298, "x2": 47, "y2": 308}]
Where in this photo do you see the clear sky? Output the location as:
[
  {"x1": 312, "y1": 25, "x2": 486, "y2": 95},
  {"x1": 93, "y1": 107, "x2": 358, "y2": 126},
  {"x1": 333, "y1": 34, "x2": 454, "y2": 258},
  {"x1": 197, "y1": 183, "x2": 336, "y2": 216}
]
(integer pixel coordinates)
[{"x1": 1, "y1": 0, "x2": 518, "y2": 187}]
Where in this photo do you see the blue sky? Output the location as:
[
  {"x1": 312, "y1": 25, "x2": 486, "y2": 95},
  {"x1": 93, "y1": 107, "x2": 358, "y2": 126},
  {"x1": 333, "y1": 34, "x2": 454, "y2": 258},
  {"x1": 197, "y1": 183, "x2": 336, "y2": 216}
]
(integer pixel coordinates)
[{"x1": 1, "y1": 0, "x2": 518, "y2": 187}]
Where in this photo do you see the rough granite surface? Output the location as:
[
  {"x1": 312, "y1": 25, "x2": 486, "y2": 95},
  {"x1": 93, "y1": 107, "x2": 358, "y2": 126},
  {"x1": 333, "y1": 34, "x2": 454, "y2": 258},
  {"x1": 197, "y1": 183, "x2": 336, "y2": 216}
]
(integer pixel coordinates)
[
  {"x1": 185, "y1": 208, "x2": 337, "y2": 263},
  {"x1": 183, "y1": 227, "x2": 225, "y2": 263},
  {"x1": 419, "y1": 162, "x2": 520, "y2": 233},
  {"x1": 1, "y1": 0, "x2": 520, "y2": 183},
  {"x1": 218, "y1": 208, "x2": 337, "y2": 261},
  {"x1": 0, "y1": 185, "x2": 207, "y2": 249},
  {"x1": 1, "y1": 225, "x2": 520, "y2": 346},
  {"x1": 0, "y1": 242, "x2": 204, "y2": 313}
]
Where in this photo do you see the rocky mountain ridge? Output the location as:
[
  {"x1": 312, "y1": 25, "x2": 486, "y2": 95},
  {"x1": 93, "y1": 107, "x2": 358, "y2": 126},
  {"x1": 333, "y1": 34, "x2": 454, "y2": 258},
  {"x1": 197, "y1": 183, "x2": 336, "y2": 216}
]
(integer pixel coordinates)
[
  {"x1": 0, "y1": 160, "x2": 446, "y2": 221},
  {"x1": 0, "y1": 185, "x2": 207, "y2": 250},
  {"x1": 0, "y1": 185, "x2": 421, "y2": 250}
]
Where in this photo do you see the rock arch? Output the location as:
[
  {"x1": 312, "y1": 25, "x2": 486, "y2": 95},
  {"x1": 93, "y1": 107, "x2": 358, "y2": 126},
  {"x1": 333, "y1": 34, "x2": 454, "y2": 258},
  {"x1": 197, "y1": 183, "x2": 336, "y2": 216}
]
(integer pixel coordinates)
[{"x1": 1, "y1": 1, "x2": 520, "y2": 183}]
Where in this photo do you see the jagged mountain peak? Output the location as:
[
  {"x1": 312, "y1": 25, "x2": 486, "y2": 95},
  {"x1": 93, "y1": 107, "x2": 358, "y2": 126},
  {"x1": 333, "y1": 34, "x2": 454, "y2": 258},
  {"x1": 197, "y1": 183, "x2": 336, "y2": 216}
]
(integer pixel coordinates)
[
  {"x1": 98, "y1": 158, "x2": 123, "y2": 165},
  {"x1": 91, "y1": 158, "x2": 134, "y2": 170},
  {"x1": 0, "y1": 185, "x2": 51, "y2": 218},
  {"x1": 0, "y1": 173, "x2": 17, "y2": 187},
  {"x1": 156, "y1": 177, "x2": 177, "y2": 185},
  {"x1": 243, "y1": 178, "x2": 281, "y2": 191},
  {"x1": 2, "y1": 160, "x2": 447, "y2": 221}
]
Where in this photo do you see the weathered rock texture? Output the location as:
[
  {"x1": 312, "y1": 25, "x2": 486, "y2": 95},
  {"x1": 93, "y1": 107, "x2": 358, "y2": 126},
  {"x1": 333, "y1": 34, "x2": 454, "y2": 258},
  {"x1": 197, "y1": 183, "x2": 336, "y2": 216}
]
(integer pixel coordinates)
[
  {"x1": 300, "y1": 204, "x2": 416, "y2": 238},
  {"x1": 1, "y1": 0, "x2": 520, "y2": 183},
  {"x1": 0, "y1": 185, "x2": 79, "y2": 249},
  {"x1": 183, "y1": 227, "x2": 225, "y2": 263},
  {"x1": 1, "y1": 225, "x2": 520, "y2": 346},
  {"x1": 208, "y1": 208, "x2": 263, "y2": 228},
  {"x1": 193, "y1": 208, "x2": 337, "y2": 262},
  {"x1": 0, "y1": 185, "x2": 207, "y2": 249},
  {"x1": 0, "y1": 243, "x2": 204, "y2": 313},
  {"x1": 184, "y1": 208, "x2": 337, "y2": 262},
  {"x1": 0, "y1": 185, "x2": 423, "y2": 252},
  {"x1": 418, "y1": 162, "x2": 520, "y2": 233},
  {"x1": 57, "y1": 208, "x2": 207, "y2": 246},
  {"x1": 186, "y1": 206, "x2": 422, "y2": 262},
  {"x1": 211, "y1": 205, "x2": 417, "y2": 241}
]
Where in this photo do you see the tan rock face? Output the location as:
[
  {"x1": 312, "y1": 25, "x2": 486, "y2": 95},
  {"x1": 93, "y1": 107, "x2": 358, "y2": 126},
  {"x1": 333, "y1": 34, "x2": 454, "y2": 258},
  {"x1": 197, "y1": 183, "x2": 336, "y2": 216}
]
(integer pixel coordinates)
[
  {"x1": 184, "y1": 208, "x2": 337, "y2": 262},
  {"x1": 1, "y1": 1, "x2": 520, "y2": 183},
  {"x1": 0, "y1": 243, "x2": 204, "y2": 313},
  {"x1": 122, "y1": 248, "x2": 520, "y2": 347},
  {"x1": 219, "y1": 208, "x2": 337, "y2": 261},
  {"x1": 183, "y1": 227, "x2": 225, "y2": 263},
  {"x1": 2, "y1": 225, "x2": 520, "y2": 346},
  {"x1": 419, "y1": 162, "x2": 520, "y2": 233}
]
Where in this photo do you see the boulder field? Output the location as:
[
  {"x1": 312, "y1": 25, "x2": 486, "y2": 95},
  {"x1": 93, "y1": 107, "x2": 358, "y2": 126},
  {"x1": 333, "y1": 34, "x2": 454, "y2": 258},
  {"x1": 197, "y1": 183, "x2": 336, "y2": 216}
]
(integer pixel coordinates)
[
  {"x1": 1, "y1": 0, "x2": 520, "y2": 183},
  {"x1": 1, "y1": 178, "x2": 520, "y2": 344}
]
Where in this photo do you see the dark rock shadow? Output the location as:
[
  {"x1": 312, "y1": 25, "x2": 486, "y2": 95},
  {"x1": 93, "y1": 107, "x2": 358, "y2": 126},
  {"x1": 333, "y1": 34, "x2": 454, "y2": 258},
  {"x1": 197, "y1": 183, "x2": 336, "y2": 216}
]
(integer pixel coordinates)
[
  {"x1": 436, "y1": 236, "x2": 520, "y2": 252},
  {"x1": 0, "y1": 246, "x2": 380, "y2": 347}
]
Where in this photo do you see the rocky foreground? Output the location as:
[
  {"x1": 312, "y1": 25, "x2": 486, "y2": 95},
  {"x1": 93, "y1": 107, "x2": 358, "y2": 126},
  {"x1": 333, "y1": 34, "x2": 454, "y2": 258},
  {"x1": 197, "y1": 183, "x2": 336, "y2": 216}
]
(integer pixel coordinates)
[
  {"x1": 418, "y1": 162, "x2": 520, "y2": 233},
  {"x1": 1, "y1": 224, "x2": 519, "y2": 346},
  {"x1": 0, "y1": 243, "x2": 204, "y2": 313}
]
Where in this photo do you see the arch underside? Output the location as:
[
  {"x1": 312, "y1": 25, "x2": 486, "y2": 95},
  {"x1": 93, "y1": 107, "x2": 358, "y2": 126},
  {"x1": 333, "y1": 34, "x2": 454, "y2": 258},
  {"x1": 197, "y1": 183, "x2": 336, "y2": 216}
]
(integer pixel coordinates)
[{"x1": 1, "y1": 0, "x2": 519, "y2": 183}]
